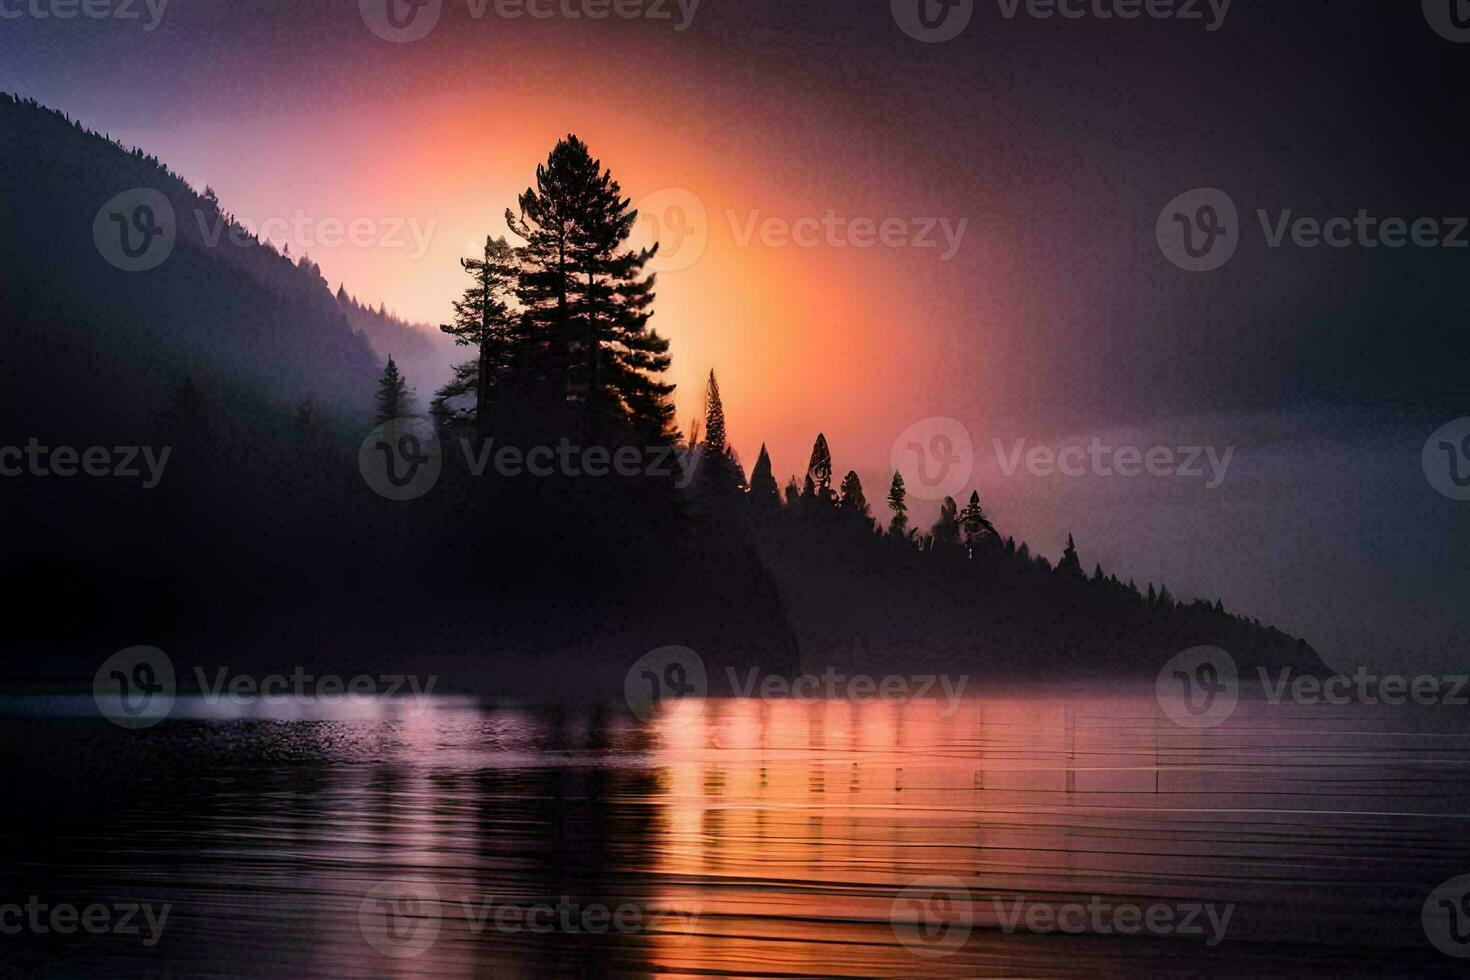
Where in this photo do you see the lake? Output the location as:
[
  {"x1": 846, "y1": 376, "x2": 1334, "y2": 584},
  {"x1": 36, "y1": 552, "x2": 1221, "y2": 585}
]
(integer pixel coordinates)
[{"x1": 2, "y1": 691, "x2": 1469, "y2": 976}]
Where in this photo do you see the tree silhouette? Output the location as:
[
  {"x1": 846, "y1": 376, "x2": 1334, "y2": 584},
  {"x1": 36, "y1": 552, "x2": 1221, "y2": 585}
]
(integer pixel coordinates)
[
  {"x1": 703, "y1": 369, "x2": 727, "y2": 454},
  {"x1": 696, "y1": 369, "x2": 743, "y2": 494},
  {"x1": 441, "y1": 235, "x2": 517, "y2": 435},
  {"x1": 887, "y1": 472, "x2": 908, "y2": 536},
  {"x1": 505, "y1": 135, "x2": 674, "y2": 437},
  {"x1": 839, "y1": 470, "x2": 870, "y2": 518},
  {"x1": 931, "y1": 496, "x2": 961, "y2": 548},
  {"x1": 1057, "y1": 532, "x2": 1085, "y2": 578},
  {"x1": 807, "y1": 433, "x2": 833, "y2": 502},
  {"x1": 748, "y1": 444, "x2": 780, "y2": 508},
  {"x1": 374, "y1": 356, "x2": 414, "y2": 424},
  {"x1": 958, "y1": 490, "x2": 996, "y2": 545}
]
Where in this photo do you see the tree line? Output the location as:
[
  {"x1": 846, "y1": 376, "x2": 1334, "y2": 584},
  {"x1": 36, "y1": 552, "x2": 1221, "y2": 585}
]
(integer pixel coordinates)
[{"x1": 363, "y1": 132, "x2": 1231, "y2": 621}]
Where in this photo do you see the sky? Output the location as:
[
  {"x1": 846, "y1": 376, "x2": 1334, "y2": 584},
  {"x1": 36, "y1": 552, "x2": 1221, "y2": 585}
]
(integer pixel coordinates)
[{"x1": 4, "y1": 0, "x2": 1468, "y2": 668}]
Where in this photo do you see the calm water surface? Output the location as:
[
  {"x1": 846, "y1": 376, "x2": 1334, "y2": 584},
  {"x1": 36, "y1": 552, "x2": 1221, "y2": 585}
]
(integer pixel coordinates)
[{"x1": 3, "y1": 692, "x2": 1469, "y2": 977}]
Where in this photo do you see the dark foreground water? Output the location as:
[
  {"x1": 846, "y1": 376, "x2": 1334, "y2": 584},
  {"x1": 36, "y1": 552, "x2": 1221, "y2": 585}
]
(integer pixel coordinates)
[{"x1": 2, "y1": 693, "x2": 1470, "y2": 977}]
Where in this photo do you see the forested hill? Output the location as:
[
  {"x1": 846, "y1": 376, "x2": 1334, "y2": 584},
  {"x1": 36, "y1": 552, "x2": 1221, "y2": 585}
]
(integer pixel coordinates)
[
  {"x1": 0, "y1": 93, "x2": 381, "y2": 435},
  {"x1": 0, "y1": 94, "x2": 1326, "y2": 694},
  {"x1": 335, "y1": 287, "x2": 460, "y2": 399}
]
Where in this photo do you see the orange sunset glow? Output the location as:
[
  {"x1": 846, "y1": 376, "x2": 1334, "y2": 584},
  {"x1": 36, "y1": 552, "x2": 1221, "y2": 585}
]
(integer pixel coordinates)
[{"x1": 121, "y1": 77, "x2": 1009, "y2": 487}]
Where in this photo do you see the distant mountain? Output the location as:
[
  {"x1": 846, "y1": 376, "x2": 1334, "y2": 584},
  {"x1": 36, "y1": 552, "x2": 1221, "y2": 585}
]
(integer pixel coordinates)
[
  {"x1": 0, "y1": 93, "x2": 381, "y2": 435},
  {"x1": 335, "y1": 287, "x2": 460, "y2": 402}
]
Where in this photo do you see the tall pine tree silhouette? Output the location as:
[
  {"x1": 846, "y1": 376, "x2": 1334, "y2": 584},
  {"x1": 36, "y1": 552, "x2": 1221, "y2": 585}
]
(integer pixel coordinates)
[
  {"x1": 806, "y1": 433, "x2": 833, "y2": 502},
  {"x1": 703, "y1": 369, "x2": 727, "y2": 454},
  {"x1": 697, "y1": 369, "x2": 742, "y2": 493},
  {"x1": 505, "y1": 135, "x2": 675, "y2": 438},
  {"x1": 887, "y1": 472, "x2": 908, "y2": 536},
  {"x1": 839, "y1": 470, "x2": 870, "y2": 518},
  {"x1": 374, "y1": 356, "x2": 414, "y2": 424},
  {"x1": 748, "y1": 444, "x2": 780, "y2": 508},
  {"x1": 959, "y1": 491, "x2": 997, "y2": 543},
  {"x1": 441, "y1": 235, "x2": 518, "y2": 435}
]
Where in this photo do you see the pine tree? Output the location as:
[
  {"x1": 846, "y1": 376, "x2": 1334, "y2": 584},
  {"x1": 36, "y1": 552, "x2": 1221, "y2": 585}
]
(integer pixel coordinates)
[
  {"x1": 441, "y1": 235, "x2": 518, "y2": 435},
  {"x1": 697, "y1": 369, "x2": 742, "y2": 493},
  {"x1": 748, "y1": 444, "x2": 780, "y2": 508},
  {"x1": 1158, "y1": 584, "x2": 1175, "y2": 608},
  {"x1": 703, "y1": 369, "x2": 727, "y2": 454},
  {"x1": 839, "y1": 470, "x2": 870, "y2": 517},
  {"x1": 505, "y1": 135, "x2": 675, "y2": 437},
  {"x1": 784, "y1": 476, "x2": 800, "y2": 507},
  {"x1": 374, "y1": 356, "x2": 415, "y2": 424},
  {"x1": 806, "y1": 433, "x2": 833, "y2": 502},
  {"x1": 1057, "y1": 533, "x2": 1085, "y2": 578},
  {"x1": 931, "y1": 496, "x2": 961, "y2": 548},
  {"x1": 1146, "y1": 583, "x2": 1157, "y2": 606},
  {"x1": 958, "y1": 490, "x2": 997, "y2": 543},
  {"x1": 1093, "y1": 562, "x2": 1105, "y2": 583},
  {"x1": 887, "y1": 472, "x2": 908, "y2": 536}
]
